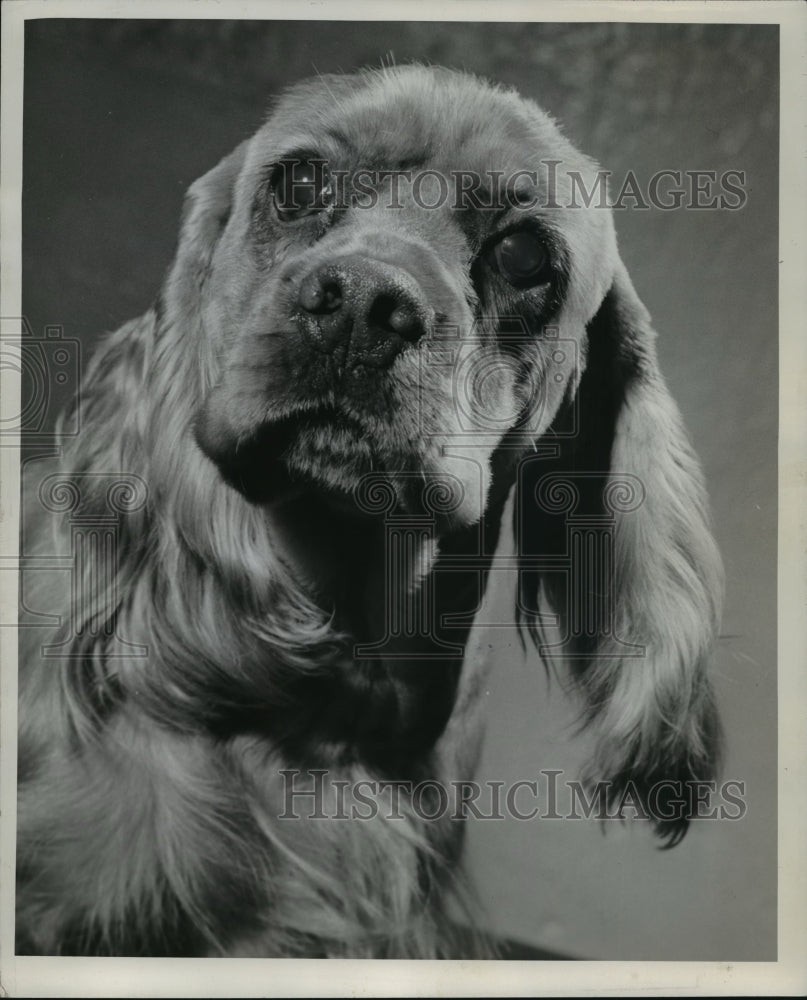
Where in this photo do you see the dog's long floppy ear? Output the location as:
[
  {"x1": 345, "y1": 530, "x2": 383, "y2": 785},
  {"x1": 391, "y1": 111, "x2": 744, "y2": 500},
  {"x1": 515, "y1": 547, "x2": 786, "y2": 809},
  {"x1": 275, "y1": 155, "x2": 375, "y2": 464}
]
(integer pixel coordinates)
[
  {"x1": 142, "y1": 137, "x2": 252, "y2": 457},
  {"x1": 59, "y1": 147, "x2": 248, "y2": 484},
  {"x1": 160, "y1": 140, "x2": 249, "y2": 333},
  {"x1": 45, "y1": 142, "x2": 252, "y2": 722},
  {"x1": 518, "y1": 259, "x2": 724, "y2": 844}
]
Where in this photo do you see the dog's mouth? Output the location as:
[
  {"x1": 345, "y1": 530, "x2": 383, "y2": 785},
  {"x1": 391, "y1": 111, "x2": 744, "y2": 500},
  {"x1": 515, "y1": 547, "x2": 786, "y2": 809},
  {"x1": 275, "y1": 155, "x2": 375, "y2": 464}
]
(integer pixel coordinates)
[{"x1": 196, "y1": 405, "x2": 405, "y2": 507}]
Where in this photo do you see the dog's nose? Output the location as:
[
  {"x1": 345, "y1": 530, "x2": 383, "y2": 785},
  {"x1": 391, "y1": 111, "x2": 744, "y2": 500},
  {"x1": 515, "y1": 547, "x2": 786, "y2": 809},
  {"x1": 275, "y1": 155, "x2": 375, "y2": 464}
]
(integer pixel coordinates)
[{"x1": 297, "y1": 261, "x2": 426, "y2": 367}]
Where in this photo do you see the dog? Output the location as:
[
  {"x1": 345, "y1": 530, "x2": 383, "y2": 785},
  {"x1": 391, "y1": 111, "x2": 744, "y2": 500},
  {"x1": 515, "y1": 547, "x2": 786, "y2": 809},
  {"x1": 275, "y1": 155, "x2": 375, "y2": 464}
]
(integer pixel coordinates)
[{"x1": 16, "y1": 64, "x2": 723, "y2": 958}]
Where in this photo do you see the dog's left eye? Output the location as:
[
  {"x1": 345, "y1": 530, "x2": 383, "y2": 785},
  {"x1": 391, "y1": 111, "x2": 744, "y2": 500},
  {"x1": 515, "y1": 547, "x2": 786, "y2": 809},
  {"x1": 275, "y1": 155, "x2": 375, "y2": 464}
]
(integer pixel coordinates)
[
  {"x1": 493, "y1": 231, "x2": 551, "y2": 288},
  {"x1": 271, "y1": 156, "x2": 333, "y2": 221}
]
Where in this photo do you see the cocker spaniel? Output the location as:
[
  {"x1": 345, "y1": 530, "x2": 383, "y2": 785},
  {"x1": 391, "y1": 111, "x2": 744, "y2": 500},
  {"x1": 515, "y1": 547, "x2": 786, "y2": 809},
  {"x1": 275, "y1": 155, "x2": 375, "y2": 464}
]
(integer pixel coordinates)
[{"x1": 16, "y1": 65, "x2": 723, "y2": 958}]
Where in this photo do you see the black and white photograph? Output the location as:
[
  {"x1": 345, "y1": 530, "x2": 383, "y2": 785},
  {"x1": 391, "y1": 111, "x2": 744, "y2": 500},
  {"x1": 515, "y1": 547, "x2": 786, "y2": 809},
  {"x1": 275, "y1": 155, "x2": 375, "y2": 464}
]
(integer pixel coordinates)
[{"x1": 1, "y1": 2, "x2": 805, "y2": 996}]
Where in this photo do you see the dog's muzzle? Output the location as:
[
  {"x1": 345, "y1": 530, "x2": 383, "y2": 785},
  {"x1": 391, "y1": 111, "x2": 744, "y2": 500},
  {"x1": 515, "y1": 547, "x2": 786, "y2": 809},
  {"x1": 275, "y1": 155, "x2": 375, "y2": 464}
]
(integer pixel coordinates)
[
  {"x1": 295, "y1": 257, "x2": 430, "y2": 372},
  {"x1": 194, "y1": 251, "x2": 447, "y2": 505}
]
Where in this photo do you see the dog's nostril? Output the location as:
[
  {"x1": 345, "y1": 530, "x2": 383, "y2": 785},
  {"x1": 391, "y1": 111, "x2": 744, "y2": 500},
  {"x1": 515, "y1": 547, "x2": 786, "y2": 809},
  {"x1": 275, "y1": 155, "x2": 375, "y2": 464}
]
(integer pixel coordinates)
[
  {"x1": 388, "y1": 304, "x2": 421, "y2": 340},
  {"x1": 300, "y1": 277, "x2": 342, "y2": 315},
  {"x1": 368, "y1": 294, "x2": 424, "y2": 343},
  {"x1": 321, "y1": 281, "x2": 342, "y2": 313}
]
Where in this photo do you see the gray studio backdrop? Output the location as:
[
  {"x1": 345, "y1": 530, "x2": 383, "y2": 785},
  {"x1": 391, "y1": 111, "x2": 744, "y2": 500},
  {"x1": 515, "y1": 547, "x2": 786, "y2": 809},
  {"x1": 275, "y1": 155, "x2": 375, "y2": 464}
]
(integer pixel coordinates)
[{"x1": 22, "y1": 20, "x2": 777, "y2": 960}]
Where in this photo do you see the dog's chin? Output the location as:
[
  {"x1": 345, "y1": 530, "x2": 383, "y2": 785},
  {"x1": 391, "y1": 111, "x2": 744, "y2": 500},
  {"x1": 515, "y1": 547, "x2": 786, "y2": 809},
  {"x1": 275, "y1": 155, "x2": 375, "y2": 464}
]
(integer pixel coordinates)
[
  {"x1": 195, "y1": 403, "x2": 484, "y2": 529},
  {"x1": 195, "y1": 406, "x2": 404, "y2": 513},
  {"x1": 194, "y1": 409, "x2": 356, "y2": 505}
]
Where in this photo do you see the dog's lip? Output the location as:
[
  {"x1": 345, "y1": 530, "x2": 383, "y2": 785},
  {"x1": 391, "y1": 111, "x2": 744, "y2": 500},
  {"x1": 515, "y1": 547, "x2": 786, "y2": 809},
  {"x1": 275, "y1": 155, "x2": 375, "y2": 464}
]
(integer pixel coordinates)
[
  {"x1": 233, "y1": 405, "x2": 361, "y2": 464},
  {"x1": 261, "y1": 404, "x2": 365, "y2": 441},
  {"x1": 197, "y1": 404, "x2": 374, "y2": 505}
]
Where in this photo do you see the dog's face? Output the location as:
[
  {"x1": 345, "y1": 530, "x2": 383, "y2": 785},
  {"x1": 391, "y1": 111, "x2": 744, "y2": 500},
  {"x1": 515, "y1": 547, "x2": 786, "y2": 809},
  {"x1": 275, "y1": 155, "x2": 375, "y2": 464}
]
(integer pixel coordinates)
[{"x1": 194, "y1": 66, "x2": 617, "y2": 525}]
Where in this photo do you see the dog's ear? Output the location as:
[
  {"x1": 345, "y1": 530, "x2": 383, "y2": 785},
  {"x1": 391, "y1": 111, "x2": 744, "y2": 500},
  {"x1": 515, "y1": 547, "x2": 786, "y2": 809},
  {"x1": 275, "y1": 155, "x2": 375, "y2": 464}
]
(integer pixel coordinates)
[
  {"x1": 141, "y1": 138, "x2": 253, "y2": 446},
  {"x1": 161, "y1": 141, "x2": 249, "y2": 325},
  {"x1": 517, "y1": 259, "x2": 724, "y2": 843}
]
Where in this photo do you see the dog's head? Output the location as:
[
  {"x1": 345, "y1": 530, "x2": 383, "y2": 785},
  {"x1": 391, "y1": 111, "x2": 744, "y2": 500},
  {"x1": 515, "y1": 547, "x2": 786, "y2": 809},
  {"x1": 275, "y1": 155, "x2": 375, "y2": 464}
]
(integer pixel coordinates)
[
  {"x1": 141, "y1": 65, "x2": 722, "y2": 839},
  {"x1": 191, "y1": 66, "x2": 616, "y2": 525}
]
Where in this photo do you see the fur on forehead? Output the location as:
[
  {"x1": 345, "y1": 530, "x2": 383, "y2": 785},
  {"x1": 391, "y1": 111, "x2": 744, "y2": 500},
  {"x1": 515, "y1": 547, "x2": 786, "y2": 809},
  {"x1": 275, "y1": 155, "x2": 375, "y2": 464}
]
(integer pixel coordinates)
[{"x1": 247, "y1": 65, "x2": 593, "y2": 185}]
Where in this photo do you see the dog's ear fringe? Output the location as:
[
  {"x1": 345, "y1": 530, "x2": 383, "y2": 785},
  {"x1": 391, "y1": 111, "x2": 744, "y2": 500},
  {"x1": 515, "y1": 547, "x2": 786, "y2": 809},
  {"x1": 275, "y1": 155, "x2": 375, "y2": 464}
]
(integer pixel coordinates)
[{"x1": 515, "y1": 263, "x2": 724, "y2": 844}]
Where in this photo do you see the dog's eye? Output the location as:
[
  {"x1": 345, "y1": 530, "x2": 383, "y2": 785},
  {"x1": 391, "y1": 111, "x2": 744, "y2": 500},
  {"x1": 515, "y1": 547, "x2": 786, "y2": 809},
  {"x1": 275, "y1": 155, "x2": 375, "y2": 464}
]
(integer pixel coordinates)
[
  {"x1": 493, "y1": 231, "x2": 550, "y2": 288},
  {"x1": 271, "y1": 157, "x2": 333, "y2": 221}
]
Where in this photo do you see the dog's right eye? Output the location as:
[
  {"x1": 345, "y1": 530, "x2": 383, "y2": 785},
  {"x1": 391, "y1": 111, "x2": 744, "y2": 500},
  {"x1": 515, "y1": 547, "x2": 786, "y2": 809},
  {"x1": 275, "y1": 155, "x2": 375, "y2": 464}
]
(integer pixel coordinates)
[{"x1": 271, "y1": 157, "x2": 333, "y2": 221}]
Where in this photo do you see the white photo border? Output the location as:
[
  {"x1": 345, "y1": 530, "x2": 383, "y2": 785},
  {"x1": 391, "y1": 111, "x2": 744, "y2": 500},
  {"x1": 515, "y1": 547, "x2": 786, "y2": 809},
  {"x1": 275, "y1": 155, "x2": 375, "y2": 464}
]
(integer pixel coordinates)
[{"x1": 1, "y1": 1, "x2": 804, "y2": 996}]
